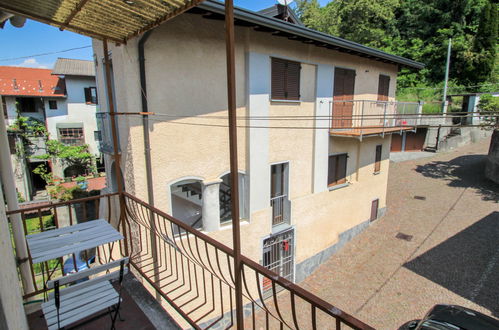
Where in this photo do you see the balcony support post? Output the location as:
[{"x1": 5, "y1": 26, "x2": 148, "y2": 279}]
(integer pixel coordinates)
[
  {"x1": 103, "y1": 39, "x2": 128, "y2": 256},
  {"x1": 0, "y1": 113, "x2": 35, "y2": 294},
  {"x1": 225, "y1": 0, "x2": 244, "y2": 328}
]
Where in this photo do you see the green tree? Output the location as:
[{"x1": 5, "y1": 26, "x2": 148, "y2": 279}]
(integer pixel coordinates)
[
  {"x1": 35, "y1": 140, "x2": 94, "y2": 176},
  {"x1": 467, "y1": 0, "x2": 498, "y2": 84}
]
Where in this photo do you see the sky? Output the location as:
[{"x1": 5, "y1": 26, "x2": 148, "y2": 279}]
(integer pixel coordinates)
[{"x1": 0, "y1": 0, "x2": 330, "y2": 69}]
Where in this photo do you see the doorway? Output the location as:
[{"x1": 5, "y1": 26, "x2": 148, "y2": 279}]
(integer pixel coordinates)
[
  {"x1": 262, "y1": 229, "x2": 295, "y2": 293},
  {"x1": 332, "y1": 68, "x2": 356, "y2": 129}
]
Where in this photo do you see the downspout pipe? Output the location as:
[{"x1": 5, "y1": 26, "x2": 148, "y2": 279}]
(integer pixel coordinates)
[
  {"x1": 138, "y1": 30, "x2": 160, "y2": 301},
  {"x1": 139, "y1": 30, "x2": 154, "y2": 206}
]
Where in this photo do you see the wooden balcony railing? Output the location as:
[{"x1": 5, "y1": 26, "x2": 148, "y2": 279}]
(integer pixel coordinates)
[{"x1": 7, "y1": 192, "x2": 373, "y2": 329}]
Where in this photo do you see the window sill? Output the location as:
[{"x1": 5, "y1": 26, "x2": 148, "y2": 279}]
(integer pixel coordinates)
[
  {"x1": 328, "y1": 182, "x2": 350, "y2": 191},
  {"x1": 270, "y1": 99, "x2": 301, "y2": 104}
]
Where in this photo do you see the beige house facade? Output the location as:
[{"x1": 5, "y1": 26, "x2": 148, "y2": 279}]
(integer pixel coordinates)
[{"x1": 93, "y1": 3, "x2": 422, "y2": 283}]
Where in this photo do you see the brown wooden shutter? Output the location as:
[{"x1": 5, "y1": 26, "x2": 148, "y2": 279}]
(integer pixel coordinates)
[
  {"x1": 377, "y1": 75, "x2": 390, "y2": 101},
  {"x1": 271, "y1": 58, "x2": 286, "y2": 100},
  {"x1": 271, "y1": 58, "x2": 301, "y2": 100},
  {"x1": 286, "y1": 60, "x2": 300, "y2": 100},
  {"x1": 84, "y1": 87, "x2": 92, "y2": 103},
  {"x1": 374, "y1": 145, "x2": 382, "y2": 173}
]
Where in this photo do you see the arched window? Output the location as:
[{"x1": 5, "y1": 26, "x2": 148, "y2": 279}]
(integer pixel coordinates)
[{"x1": 170, "y1": 179, "x2": 203, "y2": 233}]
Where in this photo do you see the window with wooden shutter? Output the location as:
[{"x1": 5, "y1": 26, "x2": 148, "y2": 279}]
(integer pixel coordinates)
[
  {"x1": 328, "y1": 153, "x2": 348, "y2": 187},
  {"x1": 374, "y1": 145, "x2": 382, "y2": 173},
  {"x1": 377, "y1": 75, "x2": 390, "y2": 101},
  {"x1": 271, "y1": 58, "x2": 300, "y2": 101}
]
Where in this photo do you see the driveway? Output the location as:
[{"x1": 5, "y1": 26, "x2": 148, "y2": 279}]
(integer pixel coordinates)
[{"x1": 300, "y1": 138, "x2": 499, "y2": 329}]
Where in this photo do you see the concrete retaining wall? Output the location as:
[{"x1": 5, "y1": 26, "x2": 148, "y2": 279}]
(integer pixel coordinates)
[{"x1": 437, "y1": 127, "x2": 492, "y2": 152}]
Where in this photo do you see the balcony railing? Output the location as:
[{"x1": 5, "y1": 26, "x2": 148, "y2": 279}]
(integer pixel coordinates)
[
  {"x1": 330, "y1": 100, "x2": 421, "y2": 137},
  {"x1": 270, "y1": 194, "x2": 290, "y2": 226},
  {"x1": 7, "y1": 192, "x2": 373, "y2": 329}
]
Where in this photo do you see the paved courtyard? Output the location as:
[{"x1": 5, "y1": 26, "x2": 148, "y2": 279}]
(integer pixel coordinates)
[{"x1": 300, "y1": 138, "x2": 499, "y2": 329}]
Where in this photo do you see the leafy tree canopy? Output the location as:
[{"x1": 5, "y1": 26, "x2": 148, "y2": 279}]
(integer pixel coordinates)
[{"x1": 295, "y1": 0, "x2": 498, "y2": 88}]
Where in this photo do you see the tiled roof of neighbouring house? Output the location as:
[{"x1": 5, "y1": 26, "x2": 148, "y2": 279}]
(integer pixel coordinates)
[
  {"x1": 52, "y1": 58, "x2": 95, "y2": 77},
  {"x1": 0, "y1": 66, "x2": 66, "y2": 97}
]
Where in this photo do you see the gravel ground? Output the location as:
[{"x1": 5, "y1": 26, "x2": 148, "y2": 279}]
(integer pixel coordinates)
[{"x1": 299, "y1": 138, "x2": 499, "y2": 329}]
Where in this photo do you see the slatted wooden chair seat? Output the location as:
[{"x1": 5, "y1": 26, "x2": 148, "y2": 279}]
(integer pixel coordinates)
[{"x1": 42, "y1": 257, "x2": 129, "y2": 330}]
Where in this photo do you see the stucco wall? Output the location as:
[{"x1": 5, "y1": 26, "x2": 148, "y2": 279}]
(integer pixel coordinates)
[
  {"x1": 45, "y1": 76, "x2": 99, "y2": 156},
  {"x1": 92, "y1": 13, "x2": 397, "y2": 272}
]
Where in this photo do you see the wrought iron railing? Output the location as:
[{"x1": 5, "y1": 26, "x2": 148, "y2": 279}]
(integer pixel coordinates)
[
  {"x1": 270, "y1": 194, "x2": 288, "y2": 226},
  {"x1": 8, "y1": 192, "x2": 373, "y2": 329},
  {"x1": 330, "y1": 100, "x2": 421, "y2": 133}
]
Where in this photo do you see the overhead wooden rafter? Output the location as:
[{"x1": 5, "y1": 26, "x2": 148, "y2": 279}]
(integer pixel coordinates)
[{"x1": 0, "y1": 0, "x2": 205, "y2": 43}]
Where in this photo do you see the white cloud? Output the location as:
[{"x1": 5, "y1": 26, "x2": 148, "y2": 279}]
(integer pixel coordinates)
[{"x1": 15, "y1": 58, "x2": 51, "y2": 69}]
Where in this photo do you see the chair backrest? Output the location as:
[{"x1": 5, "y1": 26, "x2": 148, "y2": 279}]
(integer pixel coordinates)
[{"x1": 47, "y1": 257, "x2": 129, "y2": 300}]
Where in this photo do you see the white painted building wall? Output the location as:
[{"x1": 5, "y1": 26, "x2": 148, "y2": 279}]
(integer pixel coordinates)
[{"x1": 44, "y1": 76, "x2": 99, "y2": 156}]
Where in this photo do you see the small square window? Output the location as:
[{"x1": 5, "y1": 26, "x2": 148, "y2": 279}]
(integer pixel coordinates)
[{"x1": 48, "y1": 100, "x2": 57, "y2": 110}]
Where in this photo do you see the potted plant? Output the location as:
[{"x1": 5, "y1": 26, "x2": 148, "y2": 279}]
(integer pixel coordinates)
[{"x1": 75, "y1": 176, "x2": 88, "y2": 190}]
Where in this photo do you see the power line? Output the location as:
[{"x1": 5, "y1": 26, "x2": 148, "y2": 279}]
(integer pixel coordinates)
[{"x1": 0, "y1": 46, "x2": 92, "y2": 62}]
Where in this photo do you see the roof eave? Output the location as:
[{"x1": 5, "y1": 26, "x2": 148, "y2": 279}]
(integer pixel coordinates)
[{"x1": 199, "y1": 1, "x2": 424, "y2": 69}]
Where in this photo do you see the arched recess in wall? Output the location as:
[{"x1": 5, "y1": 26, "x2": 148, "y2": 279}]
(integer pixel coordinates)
[
  {"x1": 63, "y1": 164, "x2": 86, "y2": 178},
  {"x1": 219, "y1": 171, "x2": 248, "y2": 224},
  {"x1": 109, "y1": 161, "x2": 124, "y2": 193},
  {"x1": 169, "y1": 178, "x2": 204, "y2": 233}
]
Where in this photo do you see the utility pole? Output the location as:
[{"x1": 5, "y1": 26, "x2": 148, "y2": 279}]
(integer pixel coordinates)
[{"x1": 442, "y1": 38, "x2": 452, "y2": 114}]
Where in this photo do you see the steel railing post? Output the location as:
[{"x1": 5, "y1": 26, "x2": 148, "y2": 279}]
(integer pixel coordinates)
[{"x1": 225, "y1": 1, "x2": 244, "y2": 328}]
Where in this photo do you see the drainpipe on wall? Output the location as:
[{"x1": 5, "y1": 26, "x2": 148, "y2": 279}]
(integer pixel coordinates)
[
  {"x1": 138, "y1": 30, "x2": 154, "y2": 207},
  {"x1": 138, "y1": 30, "x2": 160, "y2": 301}
]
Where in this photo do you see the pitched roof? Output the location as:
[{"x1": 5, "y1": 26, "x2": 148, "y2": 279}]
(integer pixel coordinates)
[
  {"x1": 195, "y1": 1, "x2": 424, "y2": 69},
  {"x1": 52, "y1": 58, "x2": 95, "y2": 77},
  {"x1": 257, "y1": 5, "x2": 303, "y2": 26},
  {"x1": 0, "y1": 66, "x2": 66, "y2": 97}
]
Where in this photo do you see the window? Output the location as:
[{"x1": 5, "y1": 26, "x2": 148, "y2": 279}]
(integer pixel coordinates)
[
  {"x1": 59, "y1": 128, "x2": 85, "y2": 146},
  {"x1": 377, "y1": 75, "x2": 390, "y2": 101},
  {"x1": 271, "y1": 58, "x2": 301, "y2": 101},
  {"x1": 328, "y1": 153, "x2": 348, "y2": 187},
  {"x1": 16, "y1": 98, "x2": 36, "y2": 112},
  {"x1": 370, "y1": 199, "x2": 379, "y2": 222},
  {"x1": 374, "y1": 145, "x2": 382, "y2": 173},
  {"x1": 48, "y1": 100, "x2": 57, "y2": 110},
  {"x1": 84, "y1": 87, "x2": 98, "y2": 104}
]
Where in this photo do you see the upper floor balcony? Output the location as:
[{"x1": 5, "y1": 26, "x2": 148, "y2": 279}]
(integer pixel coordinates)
[{"x1": 330, "y1": 100, "x2": 422, "y2": 139}]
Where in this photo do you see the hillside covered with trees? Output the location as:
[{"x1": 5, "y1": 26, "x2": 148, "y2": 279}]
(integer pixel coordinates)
[{"x1": 295, "y1": 0, "x2": 498, "y2": 102}]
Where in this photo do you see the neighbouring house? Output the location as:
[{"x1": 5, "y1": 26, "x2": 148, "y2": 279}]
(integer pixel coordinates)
[
  {"x1": 0, "y1": 59, "x2": 101, "y2": 201},
  {"x1": 93, "y1": 1, "x2": 424, "y2": 285}
]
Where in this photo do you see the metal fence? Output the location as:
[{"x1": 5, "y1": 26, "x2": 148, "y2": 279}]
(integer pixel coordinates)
[
  {"x1": 8, "y1": 192, "x2": 373, "y2": 329},
  {"x1": 330, "y1": 100, "x2": 421, "y2": 131},
  {"x1": 270, "y1": 194, "x2": 288, "y2": 226}
]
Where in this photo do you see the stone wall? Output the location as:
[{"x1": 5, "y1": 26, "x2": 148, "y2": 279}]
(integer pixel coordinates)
[{"x1": 485, "y1": 129, "x2": 499, "y2": 184}]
